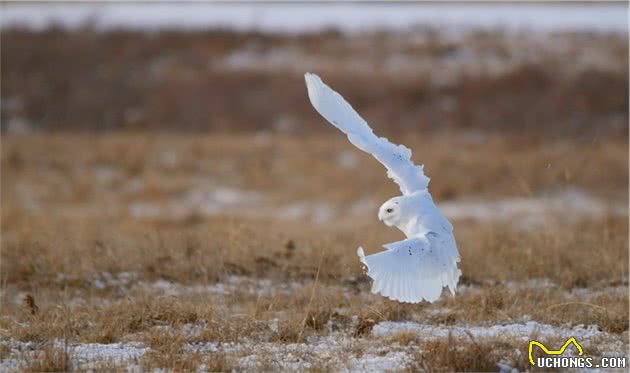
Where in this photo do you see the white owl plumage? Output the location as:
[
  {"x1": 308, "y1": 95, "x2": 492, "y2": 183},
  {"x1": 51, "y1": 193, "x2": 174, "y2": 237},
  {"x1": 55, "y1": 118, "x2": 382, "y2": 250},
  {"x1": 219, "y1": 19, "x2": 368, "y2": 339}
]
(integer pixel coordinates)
[{"x1": 304, "y1": 72, "x2": 461, "y2": 303}]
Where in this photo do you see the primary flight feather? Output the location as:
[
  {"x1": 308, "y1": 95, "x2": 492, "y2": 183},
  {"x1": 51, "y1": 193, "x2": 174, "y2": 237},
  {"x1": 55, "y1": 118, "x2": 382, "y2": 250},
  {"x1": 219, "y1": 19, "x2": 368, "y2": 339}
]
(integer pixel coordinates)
[{"x1": 304, "y1": 72, "x2": 461, "y2": 303}]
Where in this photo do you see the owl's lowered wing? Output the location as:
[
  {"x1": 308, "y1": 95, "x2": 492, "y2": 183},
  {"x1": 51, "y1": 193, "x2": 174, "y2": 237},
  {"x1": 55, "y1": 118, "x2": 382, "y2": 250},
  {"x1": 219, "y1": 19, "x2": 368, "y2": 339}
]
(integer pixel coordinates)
[
  {"x1": 305, "y1": 72, "x2": 429, "y2": 195},
  {"x1": 357, "y1": 233, "x2": 461, "y2": 303}
]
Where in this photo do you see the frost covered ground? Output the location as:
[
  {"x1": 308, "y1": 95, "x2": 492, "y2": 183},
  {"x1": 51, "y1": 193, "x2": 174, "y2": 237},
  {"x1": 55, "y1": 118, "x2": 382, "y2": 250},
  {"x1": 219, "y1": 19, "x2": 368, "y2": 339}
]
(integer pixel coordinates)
[
  {"x1": 2, "y1": 318, "x2": 624, "y2": 372},
  {"x1": 2, "y1": 134, "x2": 628, "y2": 372},
  {"x1": 1, "y1": 18, "x2": 628, "y2": 371},
  {"x1": 1, "y1": 270, "x2": 628, "y2": 371},
  {"x1": 0, "y1": 273, "x2": 628, "y2": 372}
]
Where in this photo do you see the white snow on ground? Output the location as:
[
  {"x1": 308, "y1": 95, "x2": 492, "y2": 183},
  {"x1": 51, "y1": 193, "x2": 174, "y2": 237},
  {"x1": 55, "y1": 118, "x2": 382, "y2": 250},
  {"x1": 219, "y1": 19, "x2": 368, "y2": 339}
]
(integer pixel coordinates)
[
  {"x1": 371, "y1": 320, "x2": 628, "y2": 359},
  {"x1": 570, "y1": 285, "x2": 629, "y2": 301},
  {"x1": 12, "y1": 173, "x2": 623, "y2": 225},
  {"x1": 88, "y1": 271, "x2": 137, "y2": 290},
  {"x1": 63, "y1": 342, "x2": 146, "y2": 367},
  {"x1": 372, "y1": 320, "x2": 604, "y2": 341},
  {"x1": 60, "y1": 272, "x2": 310, "y2": 299},
  {"x1": 214, "y1": 31, "x2": 623, "y2": 78},
  {"x1": 49, "y1": 271, "x2": 629, "y2": 304},
  {"x1": 4, "y1": 273, "x2": 625, "y2": 371},
  {"x1": 439, "y1": 188, "x2": 627, "y2": 226},
  {"x1": 2, "y1": 335, "x2": 411, "y2": 372},
  {"x1": 1, "y1": 3, "x2": 625, "y2": 32},
  {"x1": 0, "y1": 340, "x2": 146, "y2": 372},
  {"x1": 127, "y1": 184, "x2": 338, "y2": 224},
  {"x1": 125, "y1": 185, "x2": 625, "y2": 226},
  {"x1": 371, "y1": 320, "x2": 629, "y2": 366},
  {"x1": 128, "y1": 186, "x2": 264, "y2": 220},
  {"x1": 346, "y1": 351, "x2": 411, "y2": 372},
  {"x1": 144, "y1": 275, "x2": 302, "y2": 298},
  {"x1": 231, "y1": 335, "x2": 414, "y2": 372},
  {"x1": 274, "y1": 201, "x2": 336, "y2": 224},
  {"x1": 2, "y1": 320, "x2": 625, "y2": 372}
]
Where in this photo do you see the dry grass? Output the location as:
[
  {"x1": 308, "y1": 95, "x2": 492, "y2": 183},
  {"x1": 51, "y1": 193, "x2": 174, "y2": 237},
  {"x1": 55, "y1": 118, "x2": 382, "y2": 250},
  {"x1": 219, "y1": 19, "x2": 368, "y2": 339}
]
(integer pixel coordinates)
[
  {"x1": 1, "y1": 134, "x2": 627, "y2": 362},
  {"x1": 409, "y1": 336, "x2": 530, "y2": 372},
  {"x1": 2, "y1": 135, "x2": 627, "y2": 296},
  {"x1": 1, "y1": 29, "x2": 627, "y2": 137},
  {"x1": 22, "y1": 347, "x2": 72, "y2": 373},
  {"x1": 1, "y1": 26, "x2": 628, "y2": 371},
  {"x1": 141, "y1": 330, "x2": 201, "y2": 371}
]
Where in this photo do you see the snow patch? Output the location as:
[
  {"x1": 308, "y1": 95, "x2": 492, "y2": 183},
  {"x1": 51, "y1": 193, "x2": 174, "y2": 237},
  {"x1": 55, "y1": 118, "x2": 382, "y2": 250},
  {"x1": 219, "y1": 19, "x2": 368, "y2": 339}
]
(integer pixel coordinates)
[
  {"x1": 1, "y1": 3, "x2": 625, "y2": 32},
  {"x1": 142, "y1": 275, "x2": 302, "y2": 298},
  {"x1": 372, "y1": 320, "x2": 604, "y2": 341},
  {"x1": 439, "y1": 188, "x2": 626, "y2": 225},
  {"x1": 0, "y1": 339, "x2": 146, "y2": 372},
  {"x1": 347, "y1": 351, "x2": 410, "y2": 372},
  {"x1": 64, "y1": 342, "x2": 146, "y2": 366},
  {"x1": 274, "y1": 201, "x2": 336, "y2": 224},
  {"x1": 128, "y1": 186, "x2": 264, "y2": 220}
]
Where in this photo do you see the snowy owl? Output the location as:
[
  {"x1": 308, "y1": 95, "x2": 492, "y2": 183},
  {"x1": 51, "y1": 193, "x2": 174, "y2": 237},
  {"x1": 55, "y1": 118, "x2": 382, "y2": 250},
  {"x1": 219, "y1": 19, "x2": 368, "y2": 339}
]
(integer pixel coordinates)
[{"x1": 304, "y1": 73, "x2": 461, "y2": 304}]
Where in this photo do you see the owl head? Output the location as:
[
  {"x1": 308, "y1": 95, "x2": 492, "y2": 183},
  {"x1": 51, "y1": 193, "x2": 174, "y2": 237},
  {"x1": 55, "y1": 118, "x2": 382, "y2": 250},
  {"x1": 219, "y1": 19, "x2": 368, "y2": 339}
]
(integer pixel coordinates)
[{"x1": 378, "y1": 197, "x2": 404, "y2": 227}]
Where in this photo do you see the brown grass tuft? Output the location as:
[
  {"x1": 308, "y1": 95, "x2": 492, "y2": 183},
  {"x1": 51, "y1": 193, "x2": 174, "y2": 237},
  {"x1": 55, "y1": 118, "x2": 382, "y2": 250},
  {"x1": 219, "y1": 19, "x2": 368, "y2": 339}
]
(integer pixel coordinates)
[
  {"x1": 354, "y1": 317, "x2": 376, "y2": 338},
  {"x1": 22, "y1": 294, "x2": 38, "y2": 316},
  {"x1": 409, "y1": 335, "x2": 528, "y2": 372},
  {"x1": 142, "y1": 329, "x2": 202, "y2": 371},
  {"x1": 1, "y1": 128, "x2": 627, "y2": 369},
  {"x1": 23, "y1": 347, "x2": 72, "y2": 373}
]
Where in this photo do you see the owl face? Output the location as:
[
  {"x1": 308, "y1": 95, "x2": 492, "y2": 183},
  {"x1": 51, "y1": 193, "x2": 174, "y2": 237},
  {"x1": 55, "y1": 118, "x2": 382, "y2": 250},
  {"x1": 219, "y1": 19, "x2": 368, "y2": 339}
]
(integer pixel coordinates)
[{"x1": 378, "y1": 198, "x2": 402, "y2": 227}]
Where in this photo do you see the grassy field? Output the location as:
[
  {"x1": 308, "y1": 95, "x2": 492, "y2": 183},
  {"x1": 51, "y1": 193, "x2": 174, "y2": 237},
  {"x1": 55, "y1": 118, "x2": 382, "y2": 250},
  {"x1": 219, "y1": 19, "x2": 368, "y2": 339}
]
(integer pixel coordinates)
[
  {"x1": 1, "y1": 25, "x2": 628, "y2": 372},
  {"x1": 1, "y1": 132, "x2": 628, "y2": 371},
  {"x1": 2, "y1": 28, "x2": 627, "y2": 136}
]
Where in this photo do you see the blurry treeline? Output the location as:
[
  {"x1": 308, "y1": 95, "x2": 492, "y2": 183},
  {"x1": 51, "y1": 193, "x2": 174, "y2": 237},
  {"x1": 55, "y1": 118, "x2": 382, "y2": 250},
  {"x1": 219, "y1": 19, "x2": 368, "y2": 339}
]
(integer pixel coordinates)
[{"x1": 2, "y1": 27, "x2": 627, "y2": 138}]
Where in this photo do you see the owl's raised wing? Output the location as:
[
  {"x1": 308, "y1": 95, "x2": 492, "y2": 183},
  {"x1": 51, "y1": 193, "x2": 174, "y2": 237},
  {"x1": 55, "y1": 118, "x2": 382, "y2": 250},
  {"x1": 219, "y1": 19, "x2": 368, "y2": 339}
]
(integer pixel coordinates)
[
  {"x1": 357, "y1": 233, "x2": 461, "y2": 303},
  {"x1": 305, "y1": 73, "x2": 429, "y2": 195}
]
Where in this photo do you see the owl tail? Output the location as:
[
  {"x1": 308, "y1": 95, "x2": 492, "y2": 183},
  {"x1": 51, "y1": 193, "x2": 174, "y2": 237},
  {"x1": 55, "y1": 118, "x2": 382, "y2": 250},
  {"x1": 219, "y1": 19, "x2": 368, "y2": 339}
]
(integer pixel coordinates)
[{"x1": 357, "y1": 246, "x2": 459, "y2": 304}]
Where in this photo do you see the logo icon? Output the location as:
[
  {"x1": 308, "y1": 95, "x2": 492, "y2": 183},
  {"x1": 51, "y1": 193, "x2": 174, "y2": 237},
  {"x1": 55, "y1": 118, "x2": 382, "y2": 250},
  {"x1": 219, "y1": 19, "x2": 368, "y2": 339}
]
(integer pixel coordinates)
[{"x1": 528, "y1": 337, "x2": 583, "y2": 366}]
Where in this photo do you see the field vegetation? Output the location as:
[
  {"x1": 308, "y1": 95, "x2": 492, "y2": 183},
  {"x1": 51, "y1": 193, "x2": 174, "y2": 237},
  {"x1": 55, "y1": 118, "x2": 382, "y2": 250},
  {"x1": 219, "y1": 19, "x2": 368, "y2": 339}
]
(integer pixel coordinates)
[{"x1": 1, "y1": 26, "x2": 628, "y2": 371}]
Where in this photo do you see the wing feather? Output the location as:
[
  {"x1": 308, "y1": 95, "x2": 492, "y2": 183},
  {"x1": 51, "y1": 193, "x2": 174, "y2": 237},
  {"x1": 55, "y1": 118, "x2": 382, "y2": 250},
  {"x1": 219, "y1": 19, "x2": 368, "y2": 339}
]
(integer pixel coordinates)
[
  {"x1": 358, "y1": 235, "x2": 461, "y2": 303},
  {"x1": 305, "y1": 72, "x2": 430, "y2": 195}
]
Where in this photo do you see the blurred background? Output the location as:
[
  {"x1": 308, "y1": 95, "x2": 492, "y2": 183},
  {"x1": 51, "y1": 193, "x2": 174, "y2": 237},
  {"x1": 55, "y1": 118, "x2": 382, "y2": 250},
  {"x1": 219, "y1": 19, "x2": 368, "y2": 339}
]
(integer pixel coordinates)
[
  {"x1": 2, "y1": 1, "x2": 627, "y2": 221},
  {"x1": 1, "y1": 2, "x2": 628, "y2": 371},
  {"x1": 1, "y1": 2, "x2": 627, "y2": 136}
]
